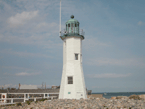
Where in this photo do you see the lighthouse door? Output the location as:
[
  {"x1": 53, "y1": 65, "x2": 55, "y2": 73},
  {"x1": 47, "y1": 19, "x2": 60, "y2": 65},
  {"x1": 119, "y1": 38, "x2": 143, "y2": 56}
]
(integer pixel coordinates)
[{"x1": 76, "y1": 92, "x2": 83, "y2": 99}]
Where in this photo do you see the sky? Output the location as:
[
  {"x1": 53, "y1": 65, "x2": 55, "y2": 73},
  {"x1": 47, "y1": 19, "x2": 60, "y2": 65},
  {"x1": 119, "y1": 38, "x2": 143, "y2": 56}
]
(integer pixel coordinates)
[{"x1": 0, "y1": 0, "x2": 145, "y2": 92}]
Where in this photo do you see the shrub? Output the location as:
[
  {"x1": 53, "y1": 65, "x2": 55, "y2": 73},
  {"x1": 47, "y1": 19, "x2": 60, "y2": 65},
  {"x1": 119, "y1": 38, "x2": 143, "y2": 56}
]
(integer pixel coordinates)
[
  {"x1": 35, "y1": 100, "x2": 38, "y2": 103},
  {"x1": 40, "y1": 98, "x2": 47, "y2": 102},
  {"x1": 129, "y1": 95, "x2": 140, "y2": 100},
  {"x1": 17, "y1": 102, "x2": 22, "y2": 106},
  {"x1": 26, "y1": 100, "x2": 32, "y2": 105}
]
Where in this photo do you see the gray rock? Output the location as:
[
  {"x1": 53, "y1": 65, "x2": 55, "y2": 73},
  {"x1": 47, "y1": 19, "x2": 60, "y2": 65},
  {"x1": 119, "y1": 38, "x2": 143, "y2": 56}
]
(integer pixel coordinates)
[{"x1": 1, "y1": 97, "x2": 145, "y2": 109}]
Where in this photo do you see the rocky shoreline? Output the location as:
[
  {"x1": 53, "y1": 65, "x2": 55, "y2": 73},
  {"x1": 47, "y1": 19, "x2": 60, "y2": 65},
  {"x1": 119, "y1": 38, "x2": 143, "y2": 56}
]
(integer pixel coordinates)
[{"x1": 1, "y1": 95, "x2": 145, "y2": 109}]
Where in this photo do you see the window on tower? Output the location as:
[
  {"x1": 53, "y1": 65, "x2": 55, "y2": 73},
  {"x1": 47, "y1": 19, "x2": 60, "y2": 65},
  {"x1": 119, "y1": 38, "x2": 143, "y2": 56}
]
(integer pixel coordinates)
[
  {"x1": 75, "y1": 54, "x2": 78, "y2": 60},
  {"x1": 68, "y1": 76, "x2": 73, "y2": 84},
  {"x1": 68, "y1": 24, "x2": 70, "y2": 27},
  {"x1": 75, "y1": 23, "x2": 77, "y2": 27}
]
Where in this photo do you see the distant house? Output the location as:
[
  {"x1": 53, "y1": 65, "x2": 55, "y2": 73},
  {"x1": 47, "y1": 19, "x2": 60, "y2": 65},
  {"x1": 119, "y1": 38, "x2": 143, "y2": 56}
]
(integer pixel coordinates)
[
  {"x1": 51, "y1": 86, "x2": 60, "y2": 89},
  {"x1": 20, "y1": 85, "x2": 37, "y2": 89}
]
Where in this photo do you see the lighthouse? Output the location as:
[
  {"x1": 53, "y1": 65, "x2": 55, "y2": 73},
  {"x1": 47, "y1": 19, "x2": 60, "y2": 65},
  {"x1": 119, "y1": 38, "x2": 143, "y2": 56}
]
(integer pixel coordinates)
[{"x1": 59, "y1": 15, "x2": 87, "y2": 99}]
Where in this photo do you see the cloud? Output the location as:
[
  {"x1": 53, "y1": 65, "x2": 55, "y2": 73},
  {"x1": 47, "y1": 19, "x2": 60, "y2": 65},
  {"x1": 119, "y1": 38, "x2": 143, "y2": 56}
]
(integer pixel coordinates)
[
  {"x1": 3, "y1": 72, "x2": 13, "y2": 76},
  {"x1": 0, "y1": 49, "x2": 52, "y2": 58},
  {"x1": 0, "y1": 84, "x2": 17, "y2": 88},
  {"x1": 88, "y1": 73, "x2": 131, "y2": 78},
  {"x1": 2, "y1": 66, "x2": 39, "y2": 75},
  {"x1": 0, "y1": 1, "x2": 61, "y2": 48},
  {"x1": 87, "y1": 58, "x2": 145, "y2": 67},
  {"x1": 3, "y1": 72, "x2": 41, "y2": 76},
  {"x1": 0, "y1": 33, "x2": 61, "y2": 48},
  {"x1": 34, "y1": 22, "x2": 58, "y2": 34},
  {"x1": 7, "y1": 11, "x2": 38, "y2": 27},
  {"x1": 0, "y1": 22, "x2": 60, "y2": 48},
  {"x1": 0, "y1": 84, "x2": 50, "y2": 89},
  {"x1": 2, "y1": 66, "x2": 34, "y2": 71},
  {"x1": 138, "y1": 21, "x2": 144, "y2": 26},
  {"x1": 15, "y1": 72, "x2": 41, "y2": 76},
  {"x1": 83, "y1": 37, "x2": 111, "y2": 49}
]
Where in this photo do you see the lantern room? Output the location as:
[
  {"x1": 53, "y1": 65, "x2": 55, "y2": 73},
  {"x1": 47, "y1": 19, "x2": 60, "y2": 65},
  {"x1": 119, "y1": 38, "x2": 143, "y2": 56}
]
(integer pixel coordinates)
[{"x1": 60, "y1": 15, "x2": 84, "y2": 40}]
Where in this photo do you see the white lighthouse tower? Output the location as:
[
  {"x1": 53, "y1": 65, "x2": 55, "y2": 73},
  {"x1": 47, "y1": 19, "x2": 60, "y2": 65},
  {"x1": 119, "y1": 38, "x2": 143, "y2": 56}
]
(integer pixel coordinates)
[{"x1": 59, "y1": 15, "x2": 87, "y2": 99}]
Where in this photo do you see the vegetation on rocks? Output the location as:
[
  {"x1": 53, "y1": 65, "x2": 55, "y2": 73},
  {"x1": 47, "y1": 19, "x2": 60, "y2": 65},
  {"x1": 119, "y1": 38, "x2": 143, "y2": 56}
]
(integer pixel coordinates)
[
  {"x1": 129, "y1": 94, "x2": 141, "y2": 100},
  {"x1": 16, "y1": 102, "x2": 22, "y2": 106},
  {"x1": 39, "y1": 98, "x2": 47, "y2": 102},
  {"x1": 26, "y1": 100, "x2": 32, "y2": 105}
]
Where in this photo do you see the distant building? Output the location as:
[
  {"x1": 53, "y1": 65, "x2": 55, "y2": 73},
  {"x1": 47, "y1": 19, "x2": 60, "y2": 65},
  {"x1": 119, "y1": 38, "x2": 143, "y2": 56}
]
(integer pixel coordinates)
[
  {"x1": 19, "y1": 85, "x2": 37, "y2": 89},
  {"x1": 51, "y1": 86, "x2": 60, "y2": 89}
]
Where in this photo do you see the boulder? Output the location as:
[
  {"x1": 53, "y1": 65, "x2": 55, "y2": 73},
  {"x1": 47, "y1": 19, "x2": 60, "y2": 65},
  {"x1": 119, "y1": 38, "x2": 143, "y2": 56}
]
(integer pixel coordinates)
[
  {"x1": 116, "y1": 96, "x2": 128, "y2": 99},
  {"x1": 111, "y1": 96, "x2": 116, "y2": 99},
  {"x1": 139, "y1": 94, "x2": 145, "y2": 100},
  {"x1": 129, "y1": 95, "x2": 140, "y2": 100}
]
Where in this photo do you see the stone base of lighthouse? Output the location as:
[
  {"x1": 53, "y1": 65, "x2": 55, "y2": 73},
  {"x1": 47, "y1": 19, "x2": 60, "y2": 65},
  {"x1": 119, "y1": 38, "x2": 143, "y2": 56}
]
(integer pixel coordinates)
[{"x1": 59, "y1": 37, "x2": 87, "y2": 99}]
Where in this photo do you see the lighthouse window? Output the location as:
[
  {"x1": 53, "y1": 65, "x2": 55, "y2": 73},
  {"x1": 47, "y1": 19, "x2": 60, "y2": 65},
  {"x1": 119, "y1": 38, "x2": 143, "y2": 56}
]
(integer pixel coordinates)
[
  {"x1": 68, "y1": 24, "x2": 70, "y2": 27},
  {"x1": 68, "y1": 76, "x2": 73, "y2": 84},
  {"x1": 75, "y1": 23, "x2": 77, "y2": 27},
  {"x1": 75, "y1": 54, "x2": 78, "y2": 60}
]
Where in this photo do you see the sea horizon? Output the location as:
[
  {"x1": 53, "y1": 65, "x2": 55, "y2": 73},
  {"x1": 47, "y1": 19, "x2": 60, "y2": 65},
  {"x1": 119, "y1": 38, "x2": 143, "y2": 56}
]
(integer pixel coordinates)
[
  {"x1": 92, "y1": 91, "x2": 145, "y2": 93},
  {"x1": 92, "y1": 91, "x2": 145, "y2": 99}
]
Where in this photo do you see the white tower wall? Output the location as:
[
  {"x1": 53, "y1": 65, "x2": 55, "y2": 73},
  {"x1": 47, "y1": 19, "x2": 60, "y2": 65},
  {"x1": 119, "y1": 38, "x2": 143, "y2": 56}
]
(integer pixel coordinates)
[{"x1": 59, "y1": 36, "x2": 87, "y2": 99}]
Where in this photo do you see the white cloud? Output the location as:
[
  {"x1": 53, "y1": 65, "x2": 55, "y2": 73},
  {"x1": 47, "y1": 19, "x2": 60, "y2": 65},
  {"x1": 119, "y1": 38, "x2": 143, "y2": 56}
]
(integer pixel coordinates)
[
  {"x1": 3, "y1": 72, "x2": 12, "y2": 76},
  {"x1": 88, "y1": 73, "x2": 131, "y2": 78},
  {"x1": 3, "y1": 72, "x2": 41, "y2": 76},
  {"x1": 0, "y1": 49, "x2": 52, "y2": 58},
  {"x1": 2, "y1": 66, "x2": 34, "y2": 71},
  {"x1": 0, "y1": 22, "x2": 60, "y2": 48},
  {"x1": 15, "y1": 72, "x2": 41, "y2": 76},
  {"x1": 87, "y1": 58, "x2": 145, "y2": 67},
  {"x1": 0, "y1": 1, "x2": 60, "y2": 48},
  {"x1": 0, "y1": 84, "x2": 50, "y2": 89},
  {"x1": 138, "y1": 21, "x2": 144, "y2": 26},
  {"x1": 7, "y1": 11, "x2": 38, "y2": 27},
  {"x1": 34, "y1": 22, "x2": 58, "y2": 34},
  {"x1": 0, "y1": 84, "x2": 17, "y2": 88},
  {"x1": 0, "y1": 34, "x2": 61, "y2": 48},
  {"x1": 83, "y1": 37, "x2": 111, "y2": 50}
]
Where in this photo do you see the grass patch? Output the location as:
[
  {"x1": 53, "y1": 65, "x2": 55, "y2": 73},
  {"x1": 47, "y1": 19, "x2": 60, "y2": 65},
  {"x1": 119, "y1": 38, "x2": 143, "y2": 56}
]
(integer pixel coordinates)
[
  {"x1": 16, "y1": 102, "x2": 22, "y2": 106},
  {"x1": 26, "y1": 100, "x2": 32, "y2": 105},
  {"x1": 39, "y1": 98, "x2": 47, "y2": 102}
]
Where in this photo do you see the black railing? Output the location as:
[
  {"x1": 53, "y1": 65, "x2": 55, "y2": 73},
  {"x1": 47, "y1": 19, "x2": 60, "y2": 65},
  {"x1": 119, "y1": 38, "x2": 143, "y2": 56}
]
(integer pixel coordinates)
[{"x1": 61, "y1": 29, "x2": 85, "y2": 36}]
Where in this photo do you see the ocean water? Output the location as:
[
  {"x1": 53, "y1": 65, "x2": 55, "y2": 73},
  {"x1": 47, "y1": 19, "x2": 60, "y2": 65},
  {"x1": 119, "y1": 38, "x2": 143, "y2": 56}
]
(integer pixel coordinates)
[{"x1": 93, "y1": 92, "x2": 145, "y2": 99}]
